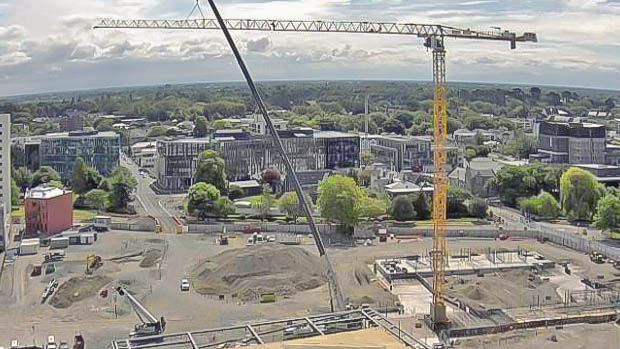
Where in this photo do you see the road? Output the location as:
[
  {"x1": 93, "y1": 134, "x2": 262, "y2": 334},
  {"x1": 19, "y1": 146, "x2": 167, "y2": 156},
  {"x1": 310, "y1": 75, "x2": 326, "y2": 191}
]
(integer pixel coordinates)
[
  {"x1": 121, "y1": 155, "x2": 178, "y2": 234},
  {"x1": 490, "y1": 204, "x2": 620, "y2": 260}
]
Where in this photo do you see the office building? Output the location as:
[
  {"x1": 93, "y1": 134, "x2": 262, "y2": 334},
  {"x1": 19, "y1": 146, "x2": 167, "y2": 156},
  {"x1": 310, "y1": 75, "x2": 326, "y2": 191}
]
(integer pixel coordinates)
[
  {"x1": 60, "y1": 114, "x2": 85, "y2": 132},
  {"x1": 39, "y1": 130, "x2": 121, "y2": 180},
  {"x1": 0, "y1": 114, "x2": 10, "y2": 228},
  {"x1": 532, "y1": 121, "x2": 606, "y2": 164},
  {"x1": 315, "y1": 131, "x2": 361, "y2": 170},
  {"x1": 370, "y1": 134, "x2": 459, "y2": 173},
  {"x1": 154, "y1": 138, "x2": 213, "y2": 193},
  {"x1": 154, "y1": 129, "x2": 361, "y2": 192},
  {"x1": 24, "y1": 186, "x2": 73, "y2": 237}
]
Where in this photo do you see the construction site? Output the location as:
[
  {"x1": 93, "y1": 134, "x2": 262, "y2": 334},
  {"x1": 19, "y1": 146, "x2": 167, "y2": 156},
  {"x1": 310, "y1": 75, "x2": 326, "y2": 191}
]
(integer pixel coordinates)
[{"x1": 2, "y1": 1, "x2": 620, "y2": 349}]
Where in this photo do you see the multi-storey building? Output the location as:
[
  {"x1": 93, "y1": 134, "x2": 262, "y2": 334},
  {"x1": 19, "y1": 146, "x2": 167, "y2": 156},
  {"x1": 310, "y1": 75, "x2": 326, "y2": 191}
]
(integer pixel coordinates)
[
  {"x1": 24, "y1": 186, "x2": 73, "y2": 238},
  {"x1": 533, "y1": 121, "x2": 606, "y2": 164},
  {"x1": 0, "y1": 114, "x2": 10, "y2": 228},
  {"x1": 154, "y1": 138, "x2": 213, "y2": 193},
  {"x1": 370, "y1": 134, "x2": 459, "y2": 173},
  {"x1": 39, "y1": 130, "x2": 121, "y2": 180},
  {"x1": 60, "y1": 114, "x2": 85, "y2": 132},
  {"x1": 315, "y1": 131, "x2": 361, "y2": 170},
  {"x1": 154, "y1": 129, "x2": 361, "y2": 192}
]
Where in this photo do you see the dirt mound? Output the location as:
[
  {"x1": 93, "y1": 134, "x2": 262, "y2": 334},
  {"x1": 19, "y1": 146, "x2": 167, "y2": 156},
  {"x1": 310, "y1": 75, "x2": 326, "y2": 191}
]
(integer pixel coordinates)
[
  {"x1": 49, "y1": 276, "x2": 111, "y2": 309},
  {"x1": 140, "y1": 248, "x2": 163, "y2": 268},
  {"x1": 192, "y1": 245, "x2": 326, "y2": 301},
  {"x1": 465, "y1": 285, "x2": 486, "y2": 301}
]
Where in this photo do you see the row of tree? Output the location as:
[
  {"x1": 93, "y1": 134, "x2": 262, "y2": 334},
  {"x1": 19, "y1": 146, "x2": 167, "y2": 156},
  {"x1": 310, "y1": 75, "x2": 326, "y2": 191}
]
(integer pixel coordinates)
[{"x1": 12, "y1": 158, "x2": 138, "y2": 214}]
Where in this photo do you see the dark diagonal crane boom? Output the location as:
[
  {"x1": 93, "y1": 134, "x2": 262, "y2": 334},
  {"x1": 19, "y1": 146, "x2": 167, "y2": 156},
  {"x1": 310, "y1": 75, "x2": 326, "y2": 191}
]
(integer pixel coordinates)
[{"x1": 95, "y1": 5, "x2": 537, "y2": 327}]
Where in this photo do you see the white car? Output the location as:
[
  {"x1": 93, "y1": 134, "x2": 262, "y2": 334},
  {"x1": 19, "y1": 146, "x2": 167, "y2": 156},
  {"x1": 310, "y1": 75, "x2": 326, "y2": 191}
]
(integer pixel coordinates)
[
  {"x1": 46, "y1": 336, "x2": 57, "y2": 349},
  {"x1": 180, "y1": 279, "x2": 190, "y2": 291}
]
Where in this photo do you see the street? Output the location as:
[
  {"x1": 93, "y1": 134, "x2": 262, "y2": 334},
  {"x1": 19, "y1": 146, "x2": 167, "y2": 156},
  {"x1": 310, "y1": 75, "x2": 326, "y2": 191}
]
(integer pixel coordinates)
[{"x1": 120, "y1": 154, "x2": 178, "y2": 233}]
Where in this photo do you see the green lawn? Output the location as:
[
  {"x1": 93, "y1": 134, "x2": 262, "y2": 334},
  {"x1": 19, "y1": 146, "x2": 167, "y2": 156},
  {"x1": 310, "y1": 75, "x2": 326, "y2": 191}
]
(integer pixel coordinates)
[{"x1": 73, "y1": 209, "x2": 98, "y2": 221}]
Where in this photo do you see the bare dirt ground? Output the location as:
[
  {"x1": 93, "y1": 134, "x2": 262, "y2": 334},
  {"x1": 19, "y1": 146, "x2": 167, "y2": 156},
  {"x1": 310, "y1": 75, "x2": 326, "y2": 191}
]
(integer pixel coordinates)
[
  {"x1": 458, "y1": 323, "x2": 620, "y2": 349},
  {"x1": 446, "y1": 269, "x2": 562, "y2": 312},
  {"x1": 0, "y1": 233, "x2": 616, "y2": 348}
]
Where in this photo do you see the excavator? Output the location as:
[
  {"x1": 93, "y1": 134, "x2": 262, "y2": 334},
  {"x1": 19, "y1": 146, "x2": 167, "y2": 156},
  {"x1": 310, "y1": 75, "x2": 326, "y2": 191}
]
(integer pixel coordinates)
[{"x1": 116, "y1": 286, "x2": 166, "y2": 338}]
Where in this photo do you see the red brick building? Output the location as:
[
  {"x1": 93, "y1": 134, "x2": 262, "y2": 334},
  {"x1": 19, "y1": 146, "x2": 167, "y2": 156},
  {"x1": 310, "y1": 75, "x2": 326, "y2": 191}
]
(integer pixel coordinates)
[{"x1": 25, "y1": 186, "x2": 73, "y2": 237}]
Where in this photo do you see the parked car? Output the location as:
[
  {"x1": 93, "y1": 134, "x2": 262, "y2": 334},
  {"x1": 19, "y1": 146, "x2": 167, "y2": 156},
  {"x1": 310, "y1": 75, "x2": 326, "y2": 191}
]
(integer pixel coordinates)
[
  {"x1": 46, "y1": 336, "x2": 57, "y2": 349},
  {"x1": 59, "y1": 342, "x2": 69, "y2": 349},
  {"x1": 180, "y1": 279, "x2": 190, "y2": 291}
]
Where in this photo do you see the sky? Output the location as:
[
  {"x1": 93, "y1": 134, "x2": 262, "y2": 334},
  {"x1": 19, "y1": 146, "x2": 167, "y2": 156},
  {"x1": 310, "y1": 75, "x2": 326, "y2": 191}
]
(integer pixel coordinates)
[{"x1": 0, "y1": 0, "x2": 619, "y2": 97}]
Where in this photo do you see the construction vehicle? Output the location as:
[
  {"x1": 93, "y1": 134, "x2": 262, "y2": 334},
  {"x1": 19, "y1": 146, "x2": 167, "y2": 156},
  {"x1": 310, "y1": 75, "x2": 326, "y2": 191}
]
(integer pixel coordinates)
[
  {"x1": 95, "y1": 0, "x2": 537, "y2": 325},
  {"x1": 116, "y1": 286, "x2": 166, "y2": 338},
  {"x1": 73, "y1": 335, "x2": 84, "y2": 349},
  {"x1": 590, "y1": 251, "x2": 605, "y2": 264},
  {"x1": 218, "y1": 235, "x2": 229, "y2": 245},
  {"x1": 85, "y1": 254, "x2": 102, "y2": 274}
]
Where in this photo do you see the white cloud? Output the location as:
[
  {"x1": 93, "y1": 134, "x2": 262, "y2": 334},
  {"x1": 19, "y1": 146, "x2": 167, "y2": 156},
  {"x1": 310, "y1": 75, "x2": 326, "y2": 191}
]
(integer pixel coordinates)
[{"x1": 0, "y1": 0, "x2": 619, "y2": 96}]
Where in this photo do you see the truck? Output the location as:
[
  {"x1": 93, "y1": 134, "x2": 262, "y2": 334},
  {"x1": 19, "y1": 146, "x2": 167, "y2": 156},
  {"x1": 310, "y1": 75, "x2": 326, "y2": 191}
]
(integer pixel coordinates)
[
  {"x1": 19, "y1": 238, "x2": 40, "y2": 255},
  {"x1": 49, "y1": 237, "x2": 70, "y2": 249}
]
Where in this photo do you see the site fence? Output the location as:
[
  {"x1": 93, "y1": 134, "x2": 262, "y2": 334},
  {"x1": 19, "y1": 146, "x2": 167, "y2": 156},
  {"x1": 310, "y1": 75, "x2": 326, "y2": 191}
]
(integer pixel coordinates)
[
  {"x1": 377, "y1": 225, "x2": 620, "y2": 261},
  {"x1": 187, "y1": 223, "x2": 341, "y2": 235},
  {"x1": 110, "y1": 221, "x2": 155, "y2": 232}
]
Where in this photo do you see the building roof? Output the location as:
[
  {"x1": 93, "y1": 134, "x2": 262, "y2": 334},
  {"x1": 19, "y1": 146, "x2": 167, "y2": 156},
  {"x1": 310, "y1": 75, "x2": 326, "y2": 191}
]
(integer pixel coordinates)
[
  {"x1": 229, "y1": 180, "x2": 262, "y2": 189},
  {"x1": 314, "y1": 131, "x2": 359, "y2": 139},
  {"x1": 25, "y1": 186, "x2": 70, "y2": 199},
  {"x1": 449, "y1": 167, "x2": 466, "y2": 182}
]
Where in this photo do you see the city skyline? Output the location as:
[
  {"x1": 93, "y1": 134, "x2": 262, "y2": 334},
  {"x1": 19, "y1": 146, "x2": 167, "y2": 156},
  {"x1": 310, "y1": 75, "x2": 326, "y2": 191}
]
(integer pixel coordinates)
[{"x1": 1, "y1": 0, "x2": 619, "y2": 96}]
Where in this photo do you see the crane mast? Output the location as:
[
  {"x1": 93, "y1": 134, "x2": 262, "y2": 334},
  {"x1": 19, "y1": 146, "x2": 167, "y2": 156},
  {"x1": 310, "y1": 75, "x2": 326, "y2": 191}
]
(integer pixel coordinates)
[{"x1": 95, "y1": 8, "x2": 536, "y2": 328}]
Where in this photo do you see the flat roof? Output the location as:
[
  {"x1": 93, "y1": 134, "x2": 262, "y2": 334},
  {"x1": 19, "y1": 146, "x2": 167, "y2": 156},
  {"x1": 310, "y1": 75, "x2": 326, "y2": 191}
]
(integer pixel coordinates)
[
  {"x1": 229, "y1": 180, "x2": 261, "y2": 188},
  {"x1": 576, "y1": 164, "x2": 620, "y2": 170},
  {"x1": 25, "y1": 186, "x2": 70, "y2": 199},
  {"x1": 315, "y1": 130, "x2": 359, "y2": 139}
]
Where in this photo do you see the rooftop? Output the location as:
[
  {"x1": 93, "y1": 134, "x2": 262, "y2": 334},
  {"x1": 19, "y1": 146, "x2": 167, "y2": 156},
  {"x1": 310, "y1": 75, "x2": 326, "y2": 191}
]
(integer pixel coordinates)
[
  {"x1": 25, "y1": 186, "x2": 70, "y2": 199},
  {"x1": 314, "y1": 130, "x2": 359, "y2": 139}
]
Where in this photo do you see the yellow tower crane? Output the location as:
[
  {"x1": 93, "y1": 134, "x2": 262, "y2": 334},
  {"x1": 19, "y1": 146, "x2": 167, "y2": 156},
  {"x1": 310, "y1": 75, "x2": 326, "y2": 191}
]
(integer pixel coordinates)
[{"x1": 95, "y1": 9, "x2": 537, "y2": 327}]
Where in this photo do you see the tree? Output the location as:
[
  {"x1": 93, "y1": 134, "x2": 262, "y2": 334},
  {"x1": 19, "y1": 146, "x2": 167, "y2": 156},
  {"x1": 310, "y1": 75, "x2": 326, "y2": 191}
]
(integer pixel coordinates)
[
  {"x1": 317, "y1": 175, "x2": 364, "y2": 226},
  {"x1": 98, "y1": 178, "x2": 112, "y2": 192},
  {"x1": 228, "y1": 185, "x2": 244, "y2": 200},
  {"x1": 47, "y1": 180, "x2": 64, "y2": 189},
  {"x1": 389, "y1": 195, "x2": 416, "y2": 221},
  {"x1": 411, "y1": 193, "x2": 431, "y2": 220},
  {"x1": 595, "y1": 194, "x2": 620, "y2": 235},
  {"x1": 468, "y1": 198, "x2": 488, "y2": 218},
  {"x1": 109, "y1": 166, "x2": 138, "y2": 212},
  {"x1": 537, "y1": 192, "x2": 561, "y2": 219},
  {"x1": 11, "y1": 179, "x2": 19, "y2": 206},
  {"x1": 194, "y1": 150, "x2": 228, "y2": 194},
  {"x1": 214, "y1": 198, "x2": 236, "y2": 217},
  {"x1": 13, "y1": 167, "x2": 33, "y2": 191},
  {"x1": 448, "y1": 186, "x2": 473, "y2": 218},
  {"x1": 381, "y1": 118, "x2": 405, "y2": 135},
  {"x1": 85, "y1": 189, "x2": 108, "y2": 211},
  {"x1": 361, "y1": 194, "x2": 387, "y2": 220},
  {"x1": 261, "y1": 168, "x2": 282, "y2": 193},
  {"x1": 72, "y1": 157, "x2": 89, "y2": 194},
  {"x1": 32, "y1": 166, "x2": 61, "y2": 187},
  {"x1": 279, "y1": 191, "x2": 312, "y2": 222},
  {"x1": 193, "y1": 116, "x2": 208, "y2": 137},
  {"x1": 560, "y1": 167, "x2": 603, "y2": 221},
  {"x1": 187, "y1": 182, "x2": 221, "y2": 218},
  {"x1": 252, "y1": 190, "x2": 274, "y2": 221}
]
